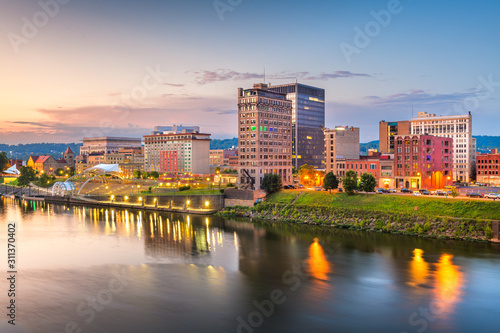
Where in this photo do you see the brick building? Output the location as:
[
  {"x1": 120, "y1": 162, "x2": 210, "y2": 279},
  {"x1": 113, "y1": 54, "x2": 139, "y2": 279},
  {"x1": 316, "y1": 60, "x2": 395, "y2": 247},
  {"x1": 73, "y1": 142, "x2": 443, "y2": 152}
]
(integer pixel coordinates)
[
  {"x1": 237, "y1": 84, "x2": 293, "y2": 190},
  {"x1": 477, "y1": 149, "x2": 500, "y2": 186},
  {"x1": 394, "y1": 135, "x2": 453, "y2": 190}
]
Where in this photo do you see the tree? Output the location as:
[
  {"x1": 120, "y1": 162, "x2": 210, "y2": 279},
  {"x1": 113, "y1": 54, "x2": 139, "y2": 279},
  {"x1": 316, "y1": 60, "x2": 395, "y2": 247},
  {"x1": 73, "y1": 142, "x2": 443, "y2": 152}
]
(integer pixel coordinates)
[
  {"x1": 450, "y1": 189, "x2": 459, "y2": 198},
  {"x1": 17, "y1": 166, "x2": 37, "y2": 186},
  {"x1": 38, "y1": 173, "x2": 52, "y2": 188},
  {"x1": 260, "y1": 173, "x2": 282, "y2": 194},
  {"x1": 359, "y1": 173, "x2": 377, "y2": 192},
  {"x1": 133, "y1": 170, "x2": 141, "y2": 179},
  {"x1": 150, "y1": 171, "x2": 159, "y2": 179},
  {"x1": 55, "y1": 168, "x2": 64, "y2": 177},
  {"x1": 343, "y1": 170, "x2": 358, "y2": 195},
  {"x1": 298, "y1": 164, "x2": 316, "y2": 186},
  {"x1": 0, "y1": 151, "x2": 8, "y2": 172},
  {"x1": 141, "y1": 171, "x2": 149, "y2": 179},
  {"x1": 323, "y1": 172, "x2": 339, "y2": 193}
]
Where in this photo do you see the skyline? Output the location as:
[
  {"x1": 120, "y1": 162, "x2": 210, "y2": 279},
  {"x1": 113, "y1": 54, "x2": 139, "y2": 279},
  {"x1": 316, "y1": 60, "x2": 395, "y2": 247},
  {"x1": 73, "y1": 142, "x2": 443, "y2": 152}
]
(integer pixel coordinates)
[{"x1": 1, "y1": 0, "x2": 499, "y2": 145}]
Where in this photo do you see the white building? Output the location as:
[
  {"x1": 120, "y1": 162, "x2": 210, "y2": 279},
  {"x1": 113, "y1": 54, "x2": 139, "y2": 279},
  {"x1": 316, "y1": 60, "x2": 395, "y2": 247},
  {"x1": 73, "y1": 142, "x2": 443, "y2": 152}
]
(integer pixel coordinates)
[
  {"x1": 410, "y1": 112, "x2": 475, "y2": 182},
  {"x1": 144, "y1": 132, "x2": 211, "y2": 175}
]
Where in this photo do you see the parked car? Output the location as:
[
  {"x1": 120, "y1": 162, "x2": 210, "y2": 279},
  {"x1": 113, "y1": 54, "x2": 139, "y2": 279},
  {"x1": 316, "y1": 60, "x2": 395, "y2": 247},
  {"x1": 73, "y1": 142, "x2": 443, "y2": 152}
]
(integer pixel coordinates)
[
  {"x1": 297, "y1": 184, "x2": 305, "y2": 188},
  {"x1": 314, "y1": 186, "x2": 323, "y2": 191},
  {"x1": 338, "y1": 188, "x2": 343, "y2": 193},
  {"x1": 466, "y1": 192, "x2": 484, "y2": 198},
  {"x1": 435, "y1": 190, "x2": 446, "y2": 196},
  {"x1": 376, "y1": 189, "x2": 385, "y2": 194},
  {"x1": 283, "y1": 185, "x2": 295, "y2": 189},
  {"x1": 419, "y1": 189, "x2": 432, "y2": 195},
  {"x1": 388, "y1": 189, "x2": 397, "y2": 193},
  {"x1": 485, "y1": 193, "x2": 499, "y2": 200},
  {"x1": 413, "y1": 191, "x2": 422, "y2": 196},
  {"x1": 400, "y1": 188, "x2": 411, "y2": 193}
]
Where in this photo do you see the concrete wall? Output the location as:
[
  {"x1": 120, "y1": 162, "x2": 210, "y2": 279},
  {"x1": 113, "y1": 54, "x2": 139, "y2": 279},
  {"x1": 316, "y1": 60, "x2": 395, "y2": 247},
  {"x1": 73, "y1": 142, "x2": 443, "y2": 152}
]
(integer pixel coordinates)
[{"x1": 91, "y1": 194, "x2": 225, "y2": 210}]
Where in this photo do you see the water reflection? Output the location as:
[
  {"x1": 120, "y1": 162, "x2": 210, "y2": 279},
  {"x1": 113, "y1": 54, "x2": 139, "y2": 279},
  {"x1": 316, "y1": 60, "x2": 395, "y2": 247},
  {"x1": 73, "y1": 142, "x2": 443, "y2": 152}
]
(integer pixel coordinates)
[
  {"x1": 1, "y1": 199, "x2": 498, "y2": 333},
  {"x1": 433, "y1": 254, "x2": 464, "y2": 318},
  {"x1": 307, "y1": 238, "x2": 331, "y2": 281},
  {"x1": 409, "y1": 248, "x2": 429, "y2": 287}
]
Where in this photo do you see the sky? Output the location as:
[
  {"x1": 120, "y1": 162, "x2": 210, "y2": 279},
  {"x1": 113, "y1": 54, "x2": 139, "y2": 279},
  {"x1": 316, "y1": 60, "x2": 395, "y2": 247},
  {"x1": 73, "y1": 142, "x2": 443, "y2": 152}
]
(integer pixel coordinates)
[{"x1": 0, "y1": 0, "x2": 499, "y2": 144}]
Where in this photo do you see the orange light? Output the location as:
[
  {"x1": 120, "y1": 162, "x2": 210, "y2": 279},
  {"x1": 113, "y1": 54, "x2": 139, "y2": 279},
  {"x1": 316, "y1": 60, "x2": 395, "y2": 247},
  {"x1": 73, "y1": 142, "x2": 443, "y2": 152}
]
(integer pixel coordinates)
[{"x1": 307, "y1": 238, "x2": 331, "y2": 281}]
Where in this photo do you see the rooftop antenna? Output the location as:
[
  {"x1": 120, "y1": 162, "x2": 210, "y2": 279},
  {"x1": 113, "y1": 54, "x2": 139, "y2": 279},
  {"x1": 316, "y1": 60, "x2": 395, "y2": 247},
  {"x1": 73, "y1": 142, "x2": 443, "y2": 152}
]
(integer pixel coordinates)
[{"x1": 263, "y1": 67, "x2": 266, "y2": 84}]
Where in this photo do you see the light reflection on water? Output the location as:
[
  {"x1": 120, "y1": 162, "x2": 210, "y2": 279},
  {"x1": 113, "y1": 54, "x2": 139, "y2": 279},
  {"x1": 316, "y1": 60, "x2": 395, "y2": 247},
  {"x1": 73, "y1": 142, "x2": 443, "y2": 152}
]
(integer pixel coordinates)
[{"x1": 0, "y1": 198, "x2": 499, "y2": 333}]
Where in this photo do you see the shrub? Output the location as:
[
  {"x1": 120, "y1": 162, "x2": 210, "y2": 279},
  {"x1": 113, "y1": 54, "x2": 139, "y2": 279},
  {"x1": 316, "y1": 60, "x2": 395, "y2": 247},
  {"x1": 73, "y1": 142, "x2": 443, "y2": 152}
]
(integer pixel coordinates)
[
  {"x1": 179, "y1": 185, "x2": 191, "y2": 191},
  {"x1": 485, "y1": 227, "x2": 493, "y2": 239},
  {"x1": 424, "y1": 221, "x2": 432, "y2": 232}
]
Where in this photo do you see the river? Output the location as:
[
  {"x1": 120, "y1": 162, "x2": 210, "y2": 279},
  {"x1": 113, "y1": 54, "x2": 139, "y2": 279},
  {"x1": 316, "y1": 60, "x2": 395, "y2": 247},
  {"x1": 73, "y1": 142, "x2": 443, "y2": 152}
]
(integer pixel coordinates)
[{"x1": 0, "y1": 198, "x2": 499, "y2": 333}]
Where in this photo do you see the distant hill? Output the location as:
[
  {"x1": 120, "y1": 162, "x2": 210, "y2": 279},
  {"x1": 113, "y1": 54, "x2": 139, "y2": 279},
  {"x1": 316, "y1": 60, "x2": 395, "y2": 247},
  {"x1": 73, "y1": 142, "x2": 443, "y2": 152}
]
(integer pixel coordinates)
[
  {"x1": 0, "y1": 143, "x2": 82, "y2": 160},
  {"x1": 474, "y1": 136, "x2": 500, "y2": 153},
  {"x1": 360, "y1": 141, "x2": 379, "y2": 155},
  {"x1": 210, "y1": 138, "x2": 238, "y2": 150},
  {"x1": 360, "y1": 136, "x2": 500, "y2": 155}
]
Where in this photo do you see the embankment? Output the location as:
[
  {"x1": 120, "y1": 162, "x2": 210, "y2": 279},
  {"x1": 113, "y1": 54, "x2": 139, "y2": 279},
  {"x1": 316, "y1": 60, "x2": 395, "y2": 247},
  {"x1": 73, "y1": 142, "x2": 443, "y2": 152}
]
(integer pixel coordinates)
[{"x1": 218, "y1": 191, "x2": 500, "y2": 242}]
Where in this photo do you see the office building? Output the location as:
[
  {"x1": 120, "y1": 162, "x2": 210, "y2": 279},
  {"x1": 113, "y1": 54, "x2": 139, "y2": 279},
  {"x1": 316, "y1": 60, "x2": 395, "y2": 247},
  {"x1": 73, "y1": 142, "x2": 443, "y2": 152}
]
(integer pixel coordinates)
[
  {"x1": 394, "y1": 134, "x2": 453, "y2": 190},
  {"x1": 238, "y1": 83, "x2": 293, "y2": 190},
  {"x1": 477, "y1": 149, "x2": 500, "y2": 186},
  {"x1": 144, "y1": 132, "x2": 210, "y2": 175},
  {"x1": 324, "y1": 126, "x2": 360, "y2": 176},
  {"x1": 379, "y1": 120, "x2": 410, "y2": 153},
  {"x1": 410, "y1": 112, "x2": 475, "y2": 182},
  {"x1": 152, "y1": 125, "x2": 200, "y2": 135},
  {"x1": 80, "y1": 137, "x2": 142, "y2": 156},
  {"x1": 267, "y1": 83, "x2": 325, "y2": 169}
]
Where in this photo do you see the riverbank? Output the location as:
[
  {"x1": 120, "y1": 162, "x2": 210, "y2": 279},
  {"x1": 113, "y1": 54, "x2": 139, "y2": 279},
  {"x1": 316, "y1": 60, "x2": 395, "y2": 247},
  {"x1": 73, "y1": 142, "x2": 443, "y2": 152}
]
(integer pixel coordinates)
[{"x1": 218, "y1": 191, "x2": 500, "y2": 242}]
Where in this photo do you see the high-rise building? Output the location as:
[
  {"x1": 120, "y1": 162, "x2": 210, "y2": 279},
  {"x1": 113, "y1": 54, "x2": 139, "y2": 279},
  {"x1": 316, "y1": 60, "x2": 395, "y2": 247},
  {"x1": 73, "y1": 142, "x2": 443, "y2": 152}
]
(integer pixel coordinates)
[
  {"x1": 144, "y1": 132, "x2": 211, "y2": 174},
  {"x1": 267, "y1": 83, "x2": 325, "y2": 169},
  {"x1": 324, "y1": 126, "x2": 360, "y2": 176},
  {"x1": 410, "y1": 112, "x2": 475, "y2": 182},
  {"x1": 237, "y1": 83, "x2": 293, "y2": 190},
  {"x1": 394, "y1": 134, "x2": 453, "y2": 190},
  {"x1": 379, "y1": 120, "x2": 410, "y2": 153}
]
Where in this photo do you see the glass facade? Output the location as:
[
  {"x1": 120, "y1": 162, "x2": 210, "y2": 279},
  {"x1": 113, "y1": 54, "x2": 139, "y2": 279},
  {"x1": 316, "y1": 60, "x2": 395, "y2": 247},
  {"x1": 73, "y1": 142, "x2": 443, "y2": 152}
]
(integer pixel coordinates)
[{"x1": 268, "y1": 84, "x2": 325, "y2": 169}]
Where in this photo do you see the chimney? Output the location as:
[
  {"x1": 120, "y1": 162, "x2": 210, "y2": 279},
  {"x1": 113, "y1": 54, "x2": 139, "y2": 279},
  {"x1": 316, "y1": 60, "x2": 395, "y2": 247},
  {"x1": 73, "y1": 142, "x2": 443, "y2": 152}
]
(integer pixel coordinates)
[{"x1": 238, "y1": 88, "x2": 243, "y2": 97}]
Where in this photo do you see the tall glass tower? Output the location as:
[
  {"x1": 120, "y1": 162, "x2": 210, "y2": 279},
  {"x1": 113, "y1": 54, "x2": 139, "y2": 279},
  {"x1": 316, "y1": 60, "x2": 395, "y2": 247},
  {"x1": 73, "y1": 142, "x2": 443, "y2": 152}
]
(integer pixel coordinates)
[{"x1": 267, "y1": 83, "x2": 325, "y2": 169}]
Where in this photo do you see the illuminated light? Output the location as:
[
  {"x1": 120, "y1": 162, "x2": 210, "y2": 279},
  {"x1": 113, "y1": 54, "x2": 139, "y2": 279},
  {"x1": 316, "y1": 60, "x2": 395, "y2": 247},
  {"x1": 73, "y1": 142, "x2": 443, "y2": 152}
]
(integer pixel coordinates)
[
  {"x1": 433, "y1": 254, "x2": 464, "y2": 317},
  {"x1": 139, "y1": 197, "x2": 143, "y2": 202},
  {"x1": 124, "y1": 196, "x2": 129, "y2": 201},
  {"x1": 408, "y1": 249, "x2": 429, "y2": 288},
  {"x1": 307, "y1": 136, "x2": 312, "y2": 140},
  {"x1": 186, "y1": 200, "x2": 190, "y2": 205},
  {"x1": 205, "y1": 201, "x2": 209, "y2": 207},
  {"x1": 307, "y1": 239, "x2": 331, "y2": 281}
]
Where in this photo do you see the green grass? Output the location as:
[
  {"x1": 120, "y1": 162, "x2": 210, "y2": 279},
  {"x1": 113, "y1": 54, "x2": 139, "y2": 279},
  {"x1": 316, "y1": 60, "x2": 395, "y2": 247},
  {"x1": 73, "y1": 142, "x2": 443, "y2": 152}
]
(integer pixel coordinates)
[
  {"x1": 265, "y1": 191, "x2": 500, "y2": 220},
  {"x1": 264, "y1": 191, "x2": 300, "y2": 204}
]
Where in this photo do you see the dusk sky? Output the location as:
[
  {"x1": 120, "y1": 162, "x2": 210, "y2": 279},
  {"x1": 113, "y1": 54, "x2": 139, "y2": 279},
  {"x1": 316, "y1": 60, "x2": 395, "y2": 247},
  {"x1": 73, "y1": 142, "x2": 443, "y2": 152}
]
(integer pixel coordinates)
[{"x1": 1, "y1": 0, "x2": 499, "y2": 144}]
